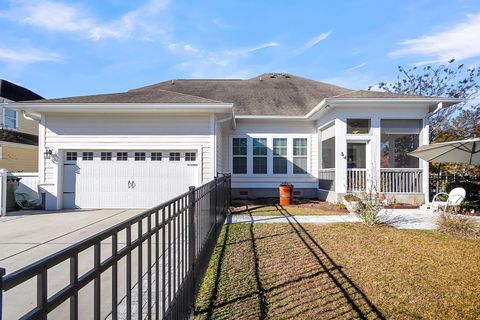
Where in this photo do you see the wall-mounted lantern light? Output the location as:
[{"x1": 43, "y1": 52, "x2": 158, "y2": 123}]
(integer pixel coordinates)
[{"x1": 44, "y1": 147, "x2": 53, "y2": 160}]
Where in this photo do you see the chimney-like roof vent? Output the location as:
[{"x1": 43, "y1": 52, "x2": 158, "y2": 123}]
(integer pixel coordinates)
[{"x1": 171, "y1": 80, "x2": 175, "y2": 85}]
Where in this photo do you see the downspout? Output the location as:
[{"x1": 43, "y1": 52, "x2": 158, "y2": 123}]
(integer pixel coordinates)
[{"x1": 22, "y1": 110, "x2": 41, "y2": 122}]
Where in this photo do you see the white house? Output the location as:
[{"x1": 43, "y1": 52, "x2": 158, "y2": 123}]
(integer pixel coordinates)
[{"x1": 12, "y1": 73, "x2": 461, "y2": 210}]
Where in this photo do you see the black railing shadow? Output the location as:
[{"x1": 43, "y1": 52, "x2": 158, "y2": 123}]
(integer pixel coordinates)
[{"x1": 195, "y1": 205, "x2": 386, "y2": 319}]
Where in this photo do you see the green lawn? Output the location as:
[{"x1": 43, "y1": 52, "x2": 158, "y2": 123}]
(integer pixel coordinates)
[
  {"x1": 232, "y1": 204, "x2": 346, "y2": 216},
  {"x1": 194, "y1": 222, "x2": 480, "y2": 319}
]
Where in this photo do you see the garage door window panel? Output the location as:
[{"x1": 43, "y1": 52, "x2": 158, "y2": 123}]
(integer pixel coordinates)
[
  {"x1": 66, "y1": 152, "x2": 77, "y2": 161},
  {"x1": 135, "y1": 152, "x2": 146, "y2": 161},
  {"x1": 101, "y1": 152, "x2": 112, "y2": 161},
  {"x1": 117, "y1": 152, "x2": 128, "y2": 161},
  {"x1": 82, "y1": 152, "x2": 93, "y2": 161},
  {"x1": 185, "y1": 152, "x2": 196, "y2": 161},
  {"x1": 170, "y1": 152, "x2": 180, "y2": 161},
  {"x1": 151, "y1": 152, "x2": 162, "y2": 161}
]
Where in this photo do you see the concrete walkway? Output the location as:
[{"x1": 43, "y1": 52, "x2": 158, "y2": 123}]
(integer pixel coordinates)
[{"x1": 228, "y1": 208, "x2": 480, "y2": 230}]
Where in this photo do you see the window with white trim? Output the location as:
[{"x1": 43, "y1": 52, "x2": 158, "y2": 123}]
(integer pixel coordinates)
[
  {"x1": 232, "y1": 138, "x2": 247, "y2": 174},
  {"x1": 66, "y1": 152, "x2": 77, "y2": 161},
  {"x1": 252, "y1": 138, "x2": 267, "y2": 174},
  {"x1": 293, "y1": 138, "x2": 308, "y2": 174},
  {"x1": 273, "y1": 138, "x2": 287, "y2": 174},
  {"x1": 117, "y1": 152, "x2": 128, "y2": 161},
  {"x1": 169, "y1": 152, "x2": 180, "y2": 161},
  {"x1": 151, "y1": 152, "x2": 162, "y2": 161},
  {"x1": 4, "y1": 108, "x2": 17, "y2": 129},
  {"x1": 135, "y1": 152, "x2": 146, "y2": 161},
  {"x1": 82, "y1": 152, "x2": 93, "y2": 161},
  {"x1": 185, "y1": 152, "x2": 196, "y2": 161}
]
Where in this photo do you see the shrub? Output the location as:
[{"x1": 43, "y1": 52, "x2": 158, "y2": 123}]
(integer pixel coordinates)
[
  {"x1": 334, "y1": 201, "x2": 346, "y2": 210},
  {"x1": 437, "y1": 213, "x2": 479, "y2": 239},
  {"x1": 344, "y1": 194, "x2": 361, "y2": 202},
  {"x1": 445, "y1": 180, "x2": 480, "y2": 201},
  {"x1": 353, "y1": 191, "x2": 385, "y2": 225}
]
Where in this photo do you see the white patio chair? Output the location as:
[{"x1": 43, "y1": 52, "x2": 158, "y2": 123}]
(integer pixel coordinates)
[{"x1": 431, "y1": 187, "x2": 466, "y2": 214}]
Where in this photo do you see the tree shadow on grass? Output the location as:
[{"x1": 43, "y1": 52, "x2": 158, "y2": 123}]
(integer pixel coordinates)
[{"x1": 195, "y1": 205, "x2": 386, "y2": 319}]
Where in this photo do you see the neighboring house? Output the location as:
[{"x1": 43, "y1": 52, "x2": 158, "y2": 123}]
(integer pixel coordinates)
[
  {"x1": 0, "y1": 79, "x2": 43, "y2": 172},
  {"x1": 11, "y1": 73, "x2": 461, "y2": 210}
]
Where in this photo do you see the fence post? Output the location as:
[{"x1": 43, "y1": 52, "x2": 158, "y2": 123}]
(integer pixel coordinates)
[
  {"x1": 188, "y1": 186, "x2": 196, "y2": 307},
  {"x1": 0, "y1": 267, "x2": 5, "y2": 320},
  {"x1": 0, "y1": 169, "x2": 7, "y2": 217},
  {"x1": 213, "y1": 176, "x2": 218, "y2": 228}
]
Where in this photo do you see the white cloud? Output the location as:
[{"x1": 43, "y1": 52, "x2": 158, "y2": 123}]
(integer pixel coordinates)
[
  {"x1": 0, "y1": 47, "x2": 61, "y2": 63},
  {"x1": 225, "y1": 42, "x2": 279, "y2": 56},
  {"x1": 0, "y1": 0, "x2": 170, "y2": 41},
  {"x1": 183, "y1": 44, "x2": 199, "y2": 53},
  {"x1": 348, "y1": 62, "x2": 367, "y2": 70},
  {"x1": 304, "y1": 31, "x2": 332, "y2": 49},
  {"x1": 389, "y1": 13, "x2": 480, "y2": 62}
]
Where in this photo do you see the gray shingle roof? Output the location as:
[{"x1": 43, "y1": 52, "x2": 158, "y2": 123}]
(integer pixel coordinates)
[
  {"x1": 20, "y1": 89, "x2": 223, "y2": 104},
  {"x1": 20, "y1": 73, "x2": 451, "y2": 115},
  {"x1": 0, "y1": 79, "x2": 43, "y2": 101},
  {"x1": 130, "y1": 73, "x2": 435, "y2": 115}
]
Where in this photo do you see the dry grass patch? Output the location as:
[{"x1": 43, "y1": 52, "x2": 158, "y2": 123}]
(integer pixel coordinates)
[{"x1": 195, "y1": 222, "x2": 480, "y2": 319}]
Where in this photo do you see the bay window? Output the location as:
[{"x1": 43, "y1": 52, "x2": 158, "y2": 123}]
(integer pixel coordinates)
[
  {"x1": 252, "y1": 138, "x2": 267, "y2": 174},
  {"x1": 273, "y1": 138, "x2": 287, "y2": 174},
  {"x1": 293, "y1": 138, "x2": 308, "y2": 174},
  {"x1": 232, "y1": 138, "x2": 247, "y2": 174}
]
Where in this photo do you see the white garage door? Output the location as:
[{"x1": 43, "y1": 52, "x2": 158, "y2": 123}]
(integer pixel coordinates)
[{"x1": 63, "y1": 150, "x2": 199, "y2": 209}]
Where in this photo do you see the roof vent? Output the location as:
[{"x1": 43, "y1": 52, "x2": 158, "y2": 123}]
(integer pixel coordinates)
[
  {"x1": 171, "y1": 80, "x2": 175, "y2": 85},
  {"x1": 270, "y1": 73, "x2": 276, "y2": 79},
  {"x1": 283, "y1": 74, "x2": 291, "y2": 78},
  {"x1": 259, "y1": 77, "x2": 263, "y2": 81}
]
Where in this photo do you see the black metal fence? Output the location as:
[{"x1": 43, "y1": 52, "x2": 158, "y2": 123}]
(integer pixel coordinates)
[{"x1": 0, "y1": 173, "x2": 231, "y2": 320}]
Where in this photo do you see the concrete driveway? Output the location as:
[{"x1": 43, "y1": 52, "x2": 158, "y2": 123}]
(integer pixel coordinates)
[
  {"x1": 0, "y1": 209, "x2": 144, "y2": 320},
  {"x1": 0, "y1": 209, "x2": 143, "y2": 273}
]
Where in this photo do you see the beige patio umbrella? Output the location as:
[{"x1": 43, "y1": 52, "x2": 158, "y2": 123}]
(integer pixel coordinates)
[{"x1": 409, "y1": 138, "x2": 480, "y2": 165}]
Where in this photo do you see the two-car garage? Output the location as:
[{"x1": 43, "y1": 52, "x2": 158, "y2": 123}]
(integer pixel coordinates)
[{"x1": 62, "y1": 150, "x2": 199, "y2": 209}]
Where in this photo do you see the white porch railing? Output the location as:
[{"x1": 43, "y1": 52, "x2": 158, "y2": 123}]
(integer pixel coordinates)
[
  {"x1": 347, "y1": 169, "x2": 367, "y2": 192},
  {"x1": 380, "y1": 168, "x2": 423, "y2": 193},
  {"x1": 318, "y1": 169, "x2": 336, "y2": 191}
]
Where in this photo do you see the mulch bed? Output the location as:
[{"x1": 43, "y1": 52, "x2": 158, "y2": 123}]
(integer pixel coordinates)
[{"x1": 231, "y1": 198, "x2": 349, "y2": 214}]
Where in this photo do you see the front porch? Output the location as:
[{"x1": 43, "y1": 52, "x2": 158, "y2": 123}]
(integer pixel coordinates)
[
  {"x1": 318, "y1": 168, "x2": 425, "y2": 203},
  {"x1": 317, "y1": 117, "x2": 429, "y2": 204}
]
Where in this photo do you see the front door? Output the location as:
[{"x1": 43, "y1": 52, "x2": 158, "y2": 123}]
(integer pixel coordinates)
[{"x1": 347, "y1": 143, "x2": 367, "y2": 192}]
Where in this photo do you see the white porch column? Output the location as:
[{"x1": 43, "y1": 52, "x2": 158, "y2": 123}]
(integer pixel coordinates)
[
  {"x1": 370, "y1": 116, "x2": 381, "y2": 190},
  {"x1": 421, "y1": 118, "x2": 430, "y2": 203},
  {"x1": 334, "y1": 119, "x2": 347, "y2": 194}
]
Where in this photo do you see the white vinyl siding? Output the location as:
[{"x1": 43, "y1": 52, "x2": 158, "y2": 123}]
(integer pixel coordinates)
[{"x1": 43, "y1": 114, "x2": 214, "y2": 185}]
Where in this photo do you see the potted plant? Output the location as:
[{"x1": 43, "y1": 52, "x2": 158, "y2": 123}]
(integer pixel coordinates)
[
  {"x1": 279, "y1": 182, "x2": 294, "y2": 205},
  {"x1": 343, "y1": 194, "x2": 361, "y2": 213}
]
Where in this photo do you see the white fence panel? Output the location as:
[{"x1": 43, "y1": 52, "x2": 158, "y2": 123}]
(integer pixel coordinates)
[{"x1": 10, "y1": 172, "x2": 40, "y2": 200}]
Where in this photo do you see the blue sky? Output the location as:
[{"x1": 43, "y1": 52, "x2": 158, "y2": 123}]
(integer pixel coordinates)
[{"x1": 1, "y1": 0, "x2": 480, "y2": 98}]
